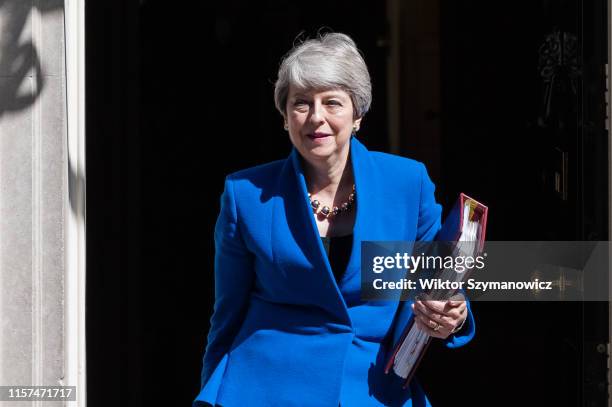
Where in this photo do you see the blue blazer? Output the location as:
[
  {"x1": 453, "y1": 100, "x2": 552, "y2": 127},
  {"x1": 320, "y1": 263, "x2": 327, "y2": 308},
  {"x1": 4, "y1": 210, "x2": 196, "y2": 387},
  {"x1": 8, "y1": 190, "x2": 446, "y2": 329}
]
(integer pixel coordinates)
[{"x1": 194, "y1": 137, "x2": 475, "y2": 407}]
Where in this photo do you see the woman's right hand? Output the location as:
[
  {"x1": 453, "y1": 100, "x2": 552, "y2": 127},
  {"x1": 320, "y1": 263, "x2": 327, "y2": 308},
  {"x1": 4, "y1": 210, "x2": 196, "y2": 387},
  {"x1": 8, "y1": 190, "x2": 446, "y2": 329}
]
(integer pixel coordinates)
[{"x1": 411, "y1": 293, "x2": 467, "y2": 339}]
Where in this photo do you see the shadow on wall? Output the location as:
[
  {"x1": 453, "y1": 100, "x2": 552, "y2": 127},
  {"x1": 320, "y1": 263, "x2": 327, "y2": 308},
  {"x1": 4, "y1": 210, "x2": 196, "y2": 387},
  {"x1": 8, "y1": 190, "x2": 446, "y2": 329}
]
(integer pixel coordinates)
[
  {"x1": 0, "y1": 0, "x2": 85, "y2": 216},
  {"x1": 0, "y1": 0, "x2": 63, "y2": 118}
]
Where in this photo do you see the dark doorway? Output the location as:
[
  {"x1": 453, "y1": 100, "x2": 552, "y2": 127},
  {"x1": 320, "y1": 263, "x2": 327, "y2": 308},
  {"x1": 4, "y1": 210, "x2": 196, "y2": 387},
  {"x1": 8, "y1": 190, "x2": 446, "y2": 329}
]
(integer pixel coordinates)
[
  {"x1": 413, "y1": 1, "x2": 609, "y2": 406},
  {"x1": 86, "y1": 1, "x2": 609, "y2": 406},
  {"x1": 87, "y1": 1, "x2": 389, "y2": 406}
]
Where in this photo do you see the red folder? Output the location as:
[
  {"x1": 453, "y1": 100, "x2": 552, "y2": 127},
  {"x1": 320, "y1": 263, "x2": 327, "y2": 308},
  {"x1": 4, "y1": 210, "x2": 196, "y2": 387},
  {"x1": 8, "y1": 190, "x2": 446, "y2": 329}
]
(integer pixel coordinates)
[{"x1": 384, "y1": 193, "x2": 488, "y2": 388}]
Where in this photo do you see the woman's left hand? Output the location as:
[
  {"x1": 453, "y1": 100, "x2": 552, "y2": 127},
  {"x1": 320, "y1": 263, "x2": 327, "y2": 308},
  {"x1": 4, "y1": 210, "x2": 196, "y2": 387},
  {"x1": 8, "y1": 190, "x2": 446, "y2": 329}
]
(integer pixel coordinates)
[{"x1": 411, "y1": 293, "x2": 467, "y2": 339}]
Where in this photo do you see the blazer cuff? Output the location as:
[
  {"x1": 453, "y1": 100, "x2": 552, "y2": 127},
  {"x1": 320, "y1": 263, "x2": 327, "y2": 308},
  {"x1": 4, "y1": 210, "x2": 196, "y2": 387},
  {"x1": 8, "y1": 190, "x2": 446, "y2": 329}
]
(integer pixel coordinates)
[
  {"x1": 444, "y1": 300, "x2": 475, "y2": 349},
  {"x1": 194, "y1": 353, "x2": 228, "y2": 406}
]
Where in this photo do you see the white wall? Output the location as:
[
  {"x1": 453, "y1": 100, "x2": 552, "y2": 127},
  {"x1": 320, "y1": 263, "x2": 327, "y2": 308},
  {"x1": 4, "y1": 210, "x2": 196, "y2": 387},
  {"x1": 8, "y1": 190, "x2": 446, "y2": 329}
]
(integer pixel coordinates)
[{"x1": 0, "y1": 1, "x2": 84, "y2": 405}]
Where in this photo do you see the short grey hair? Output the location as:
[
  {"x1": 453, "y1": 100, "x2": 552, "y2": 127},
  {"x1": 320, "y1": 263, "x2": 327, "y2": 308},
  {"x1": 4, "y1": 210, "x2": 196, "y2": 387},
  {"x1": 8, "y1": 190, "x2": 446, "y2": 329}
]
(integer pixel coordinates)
[{"x1": 274, "y1": 32, "x2": 372, "y2": 119}]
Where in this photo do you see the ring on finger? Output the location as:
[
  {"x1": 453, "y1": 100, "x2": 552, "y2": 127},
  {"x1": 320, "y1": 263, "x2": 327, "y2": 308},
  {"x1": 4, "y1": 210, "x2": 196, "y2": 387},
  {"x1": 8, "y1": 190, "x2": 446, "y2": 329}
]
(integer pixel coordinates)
[{"x1": 430, "y1": 320, "x2": 441, "y2": 332}]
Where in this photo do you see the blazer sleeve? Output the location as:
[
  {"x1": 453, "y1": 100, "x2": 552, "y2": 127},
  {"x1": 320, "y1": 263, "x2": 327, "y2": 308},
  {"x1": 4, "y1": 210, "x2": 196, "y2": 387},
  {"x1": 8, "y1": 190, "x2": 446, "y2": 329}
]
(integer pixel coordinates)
[
  {"x1": 199, "y1": 176, "x2": 255, "y2": 394},
  {"x1": 416, "y1": 162, "x2": 442, "y2": 242},
  {"x1": 415, "y1": 163, "x2": 476, "y2": 349}
]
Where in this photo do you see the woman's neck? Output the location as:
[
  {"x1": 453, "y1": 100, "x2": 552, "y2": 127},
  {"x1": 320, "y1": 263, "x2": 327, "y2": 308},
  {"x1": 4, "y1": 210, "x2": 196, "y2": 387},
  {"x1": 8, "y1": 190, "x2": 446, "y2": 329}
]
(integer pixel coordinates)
[{"x1": 303, "y1": 150, "x2": 353, "y2": 197}]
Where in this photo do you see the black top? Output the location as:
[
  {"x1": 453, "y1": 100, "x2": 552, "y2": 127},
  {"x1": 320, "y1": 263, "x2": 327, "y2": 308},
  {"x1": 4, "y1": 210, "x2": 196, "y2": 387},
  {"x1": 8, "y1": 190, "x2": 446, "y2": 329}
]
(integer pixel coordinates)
[{"x1": 320, "y1": 234, "x2": 353, "y2": 283}]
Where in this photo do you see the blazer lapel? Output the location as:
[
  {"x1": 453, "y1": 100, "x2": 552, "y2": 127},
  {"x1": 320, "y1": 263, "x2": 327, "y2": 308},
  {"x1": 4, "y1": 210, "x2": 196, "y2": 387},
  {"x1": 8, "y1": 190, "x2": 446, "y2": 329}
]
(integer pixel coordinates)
[
  {"x1": 287, "y1": 148, "x2": 351, "y2": 323},
  {"x1": 283, "y1": 137, "x2": 379, "y2": 317},
  {"x1": 340, "y1": 137, "x2": 372, "y2": 287}
]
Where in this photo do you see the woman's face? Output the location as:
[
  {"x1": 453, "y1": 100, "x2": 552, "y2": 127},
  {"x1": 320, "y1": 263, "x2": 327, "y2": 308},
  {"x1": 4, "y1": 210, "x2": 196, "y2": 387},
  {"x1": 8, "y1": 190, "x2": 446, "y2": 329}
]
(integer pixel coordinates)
[{"x1": 285, "y1": 85, "x2": 361, "y2": 164}]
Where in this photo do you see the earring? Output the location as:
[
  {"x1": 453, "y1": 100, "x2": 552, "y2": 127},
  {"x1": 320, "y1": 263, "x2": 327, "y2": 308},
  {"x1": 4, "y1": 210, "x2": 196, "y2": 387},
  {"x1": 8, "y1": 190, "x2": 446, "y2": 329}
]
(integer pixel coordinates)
[{"x1": 284, "y1": 123, "x2": 289, "y2": 131}]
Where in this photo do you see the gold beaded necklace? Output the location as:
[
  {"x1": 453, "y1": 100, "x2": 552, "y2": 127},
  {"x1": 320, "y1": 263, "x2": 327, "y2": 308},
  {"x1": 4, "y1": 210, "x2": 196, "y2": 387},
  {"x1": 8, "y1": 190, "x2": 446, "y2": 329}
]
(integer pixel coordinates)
[{"x1": 308, "y1": 185, "x2": 356, "y2": 219}]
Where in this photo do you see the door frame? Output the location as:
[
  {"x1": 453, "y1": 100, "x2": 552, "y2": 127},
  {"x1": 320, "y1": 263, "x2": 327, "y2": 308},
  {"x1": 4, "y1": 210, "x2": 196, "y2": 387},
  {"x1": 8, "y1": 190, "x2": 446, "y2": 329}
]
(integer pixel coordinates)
[{"x1": 64, "y1": 0, "x2": 87, "y2": 405}]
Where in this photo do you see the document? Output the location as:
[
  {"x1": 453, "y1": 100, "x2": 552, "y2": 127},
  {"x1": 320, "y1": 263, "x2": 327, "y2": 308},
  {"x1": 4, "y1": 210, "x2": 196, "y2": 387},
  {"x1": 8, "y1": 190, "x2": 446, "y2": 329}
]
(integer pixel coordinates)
[{"x1": 385, "y1": 193, "x2": 488, "y2": 387}]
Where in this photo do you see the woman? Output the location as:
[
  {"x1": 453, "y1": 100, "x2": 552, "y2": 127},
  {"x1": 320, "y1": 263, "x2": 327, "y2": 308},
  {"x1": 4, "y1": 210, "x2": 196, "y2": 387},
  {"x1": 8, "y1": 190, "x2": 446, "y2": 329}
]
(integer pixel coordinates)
[{"x1": 194, "y1": 32, "x2": 475, "y2": 407}]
